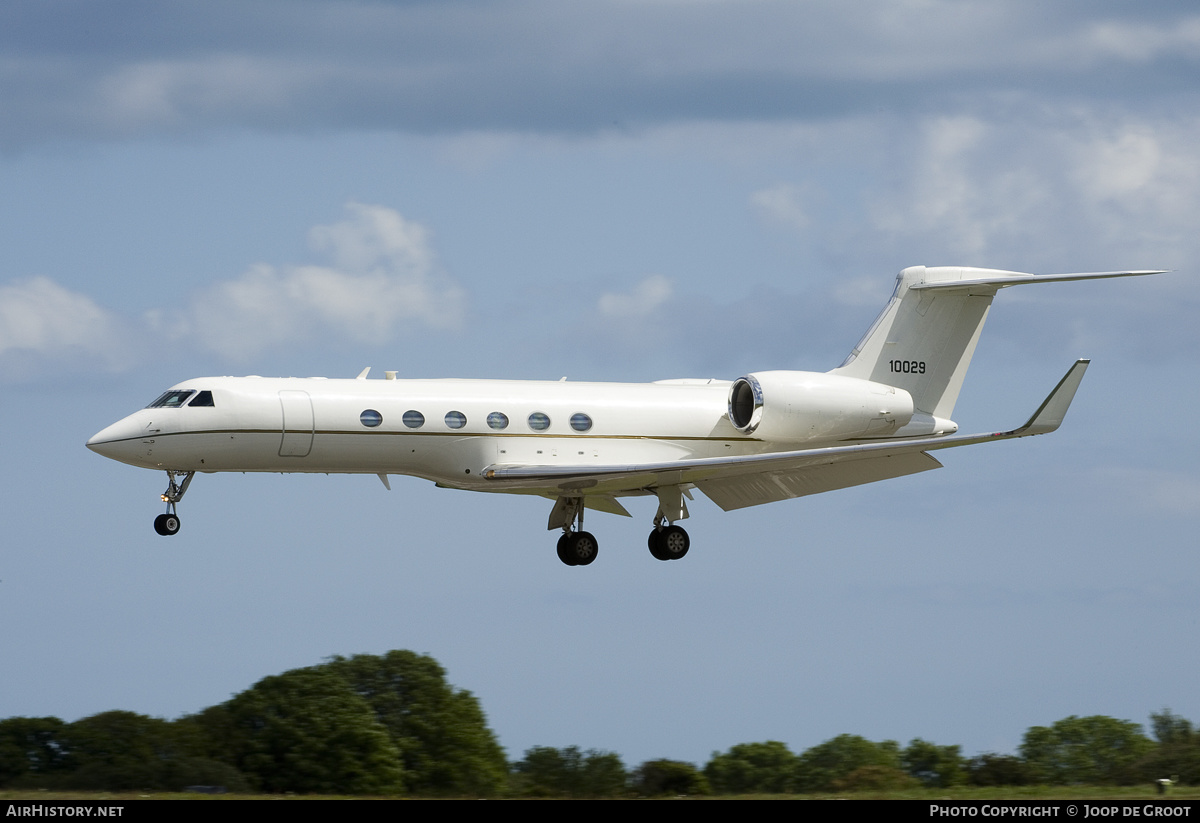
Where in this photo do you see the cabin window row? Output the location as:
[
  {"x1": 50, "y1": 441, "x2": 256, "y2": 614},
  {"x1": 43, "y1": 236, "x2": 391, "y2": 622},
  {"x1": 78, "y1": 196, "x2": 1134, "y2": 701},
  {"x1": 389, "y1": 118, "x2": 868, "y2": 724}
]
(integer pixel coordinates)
[{"x1": 359, "y1": 409, "x2": 593, "y2": 433}]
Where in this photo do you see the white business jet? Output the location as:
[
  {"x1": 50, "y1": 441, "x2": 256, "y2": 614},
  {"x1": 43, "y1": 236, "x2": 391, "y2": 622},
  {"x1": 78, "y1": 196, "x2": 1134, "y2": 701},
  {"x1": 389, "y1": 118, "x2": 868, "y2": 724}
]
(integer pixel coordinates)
[{"x1": 88, "y1": 265, "x2": 1164, "y2": 566}]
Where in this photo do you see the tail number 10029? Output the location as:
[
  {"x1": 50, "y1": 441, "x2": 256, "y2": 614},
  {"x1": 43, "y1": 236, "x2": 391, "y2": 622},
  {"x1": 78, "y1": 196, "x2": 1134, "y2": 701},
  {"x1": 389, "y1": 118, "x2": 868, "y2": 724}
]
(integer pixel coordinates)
[{"x1": 889, "y1": 360, "x2": 926, "y2": 374}]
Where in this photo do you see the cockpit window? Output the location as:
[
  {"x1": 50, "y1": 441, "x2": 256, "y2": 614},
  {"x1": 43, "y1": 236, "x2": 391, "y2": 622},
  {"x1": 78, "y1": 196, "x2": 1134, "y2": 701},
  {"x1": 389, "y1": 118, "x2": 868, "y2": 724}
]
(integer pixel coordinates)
[
  {"x1": 188, "y1": 391, "x2": 215, "y2": 407},
  {"x1": 146, "y1": 390, "x2": 195, "y2": 408}
]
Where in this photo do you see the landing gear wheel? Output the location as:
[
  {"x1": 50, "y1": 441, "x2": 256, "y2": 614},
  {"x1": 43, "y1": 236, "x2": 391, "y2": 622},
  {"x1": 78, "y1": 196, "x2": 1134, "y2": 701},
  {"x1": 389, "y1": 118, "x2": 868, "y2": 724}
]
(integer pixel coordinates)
[
  {"x1": 648, "y1": 529, "x2": 671, "y2": 561},
  {"x1": 660, "y1": 525, "x2": 689, "y2": 559},
  {"x1": 154, "y1": 513, "x2": 181, "y2": 536},
  {"x1": 556, "y1": 533, "x2": 578, "y2": 566},
  {"x1": 562, "y1": 531, "x2": 599, "y2": 566},
  {"x1": 648, "y1": 525, "x2": 688, "y2": 560}
]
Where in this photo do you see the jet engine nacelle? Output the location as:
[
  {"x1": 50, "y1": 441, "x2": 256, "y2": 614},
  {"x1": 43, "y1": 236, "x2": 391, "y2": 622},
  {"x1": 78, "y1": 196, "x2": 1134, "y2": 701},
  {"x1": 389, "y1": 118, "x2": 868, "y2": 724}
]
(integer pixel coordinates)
[{"x1": 727, "y1": 371, "x2": 915, "y2": 443}]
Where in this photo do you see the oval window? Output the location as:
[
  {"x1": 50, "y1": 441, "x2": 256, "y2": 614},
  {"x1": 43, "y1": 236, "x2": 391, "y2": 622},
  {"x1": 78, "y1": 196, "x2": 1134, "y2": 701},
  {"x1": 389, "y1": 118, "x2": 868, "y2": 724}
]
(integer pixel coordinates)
[
  {"x1": 569, "y1": 412, "x2": 592, "y2": 432},
  {"x1": 445, "y1": 411, "x2": 467, "y2": 429},
  {"x1": 487, "y1": 412, "x2": 509, "y2": 430},
  {"x1": 402, "y1": 410, "x2": 425, "y2": 429},
  {"x1": 528, "y1": 412, "x2": 550, "y2": 431},
  {"x1": 360, "y1": 409, "x2": 383, "y2": 428}
]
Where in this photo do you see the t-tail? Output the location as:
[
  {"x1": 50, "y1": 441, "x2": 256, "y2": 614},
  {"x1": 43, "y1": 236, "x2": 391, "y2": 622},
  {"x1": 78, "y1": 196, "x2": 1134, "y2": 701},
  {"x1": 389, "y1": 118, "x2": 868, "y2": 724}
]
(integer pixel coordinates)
[{"x1": 829, "y1": 266, "x2": 1166, "y2": 421}]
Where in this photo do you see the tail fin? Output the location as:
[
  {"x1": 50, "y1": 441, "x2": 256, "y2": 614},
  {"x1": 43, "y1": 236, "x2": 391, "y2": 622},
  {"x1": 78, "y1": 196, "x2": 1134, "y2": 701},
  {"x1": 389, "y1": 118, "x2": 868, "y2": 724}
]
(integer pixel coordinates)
[{"x1": 830, "y1": 266, "x2": 1165, "y2": 419}]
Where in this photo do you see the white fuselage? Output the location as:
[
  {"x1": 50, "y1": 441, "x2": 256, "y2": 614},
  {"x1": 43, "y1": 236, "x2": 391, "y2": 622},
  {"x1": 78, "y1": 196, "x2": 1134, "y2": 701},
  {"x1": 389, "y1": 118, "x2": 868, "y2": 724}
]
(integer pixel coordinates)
[
  {"x1": 89, "y1": 375, "x2": 739, "y2": 490},
  {"x1": 86, "y1": 371, "x2": 917, "y2": 492}
]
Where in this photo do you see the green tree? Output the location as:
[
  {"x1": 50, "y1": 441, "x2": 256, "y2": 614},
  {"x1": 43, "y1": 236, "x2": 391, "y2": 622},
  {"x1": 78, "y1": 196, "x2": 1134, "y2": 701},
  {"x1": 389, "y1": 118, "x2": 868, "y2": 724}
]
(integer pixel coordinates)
[
  {"x1": 52, "y1": 711, "x2": 248, "y2": 792},
  {"x1": 510, "y1": 745, "x2": 627, "y2": 797},
  {"x1": 631, "y1": 759, "x2": 710, "y2": 796},
  {"x1": 1132, "y1": 710, "x2": 1200, "y2": 786},
  {"x1": 832, "y1": 764, "x2": 920, "y2": 792},
  {"x1": 326, "y1": 651, "x2": 507, "y2": 795},
  {"x1": 966, "y1": 753, "x2": 1034, "y2": 786},
  {"x1": 704, "y1": 740, "x2": 797, "y2": 794},
  {"x1": 794, "y1": 734, "x2": 901, "y2": 792},
  {"x1": 903, "y1": 738, "x2": 965, "y2": 787},
  {"x1": 200, "y1": 667, "x2": 404, "y2": 794},
  {"x1": 0, "y1": 717, "x2": 71, "y2": 787},
  {"x1": 1151, "y1": 709, "x2": 1195, "y2": 746},
  {"x1": 1019, "y1": 715, "x2": 1154, "y2": 785}
]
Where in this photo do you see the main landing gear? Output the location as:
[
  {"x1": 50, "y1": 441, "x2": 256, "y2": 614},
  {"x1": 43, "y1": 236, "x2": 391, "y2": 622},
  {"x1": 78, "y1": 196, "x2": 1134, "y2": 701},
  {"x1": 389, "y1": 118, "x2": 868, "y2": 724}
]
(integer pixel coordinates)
[
  {"x1": 549, "y1": 496, "x2": 692, "y2": 565},
  {"x1": 648, "y1": 523, "x2": 690, "y2": 561},
  {"x1": 557, "y1": 531, "x2": 599, "y2": 566},
  {"x1": 153, "y1": 470, "x2": 194, "y2": 536},
  {"x1": 555, "y1": 498, "x2": 599, "y2": 567}
]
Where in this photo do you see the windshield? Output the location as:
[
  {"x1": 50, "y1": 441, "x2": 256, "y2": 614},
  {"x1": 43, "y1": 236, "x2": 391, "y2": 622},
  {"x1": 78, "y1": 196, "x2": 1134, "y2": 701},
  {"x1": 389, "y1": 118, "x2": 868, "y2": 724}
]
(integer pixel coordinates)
[{"x1": 146, "y1": 390, "x2": 195, "y2": 408}]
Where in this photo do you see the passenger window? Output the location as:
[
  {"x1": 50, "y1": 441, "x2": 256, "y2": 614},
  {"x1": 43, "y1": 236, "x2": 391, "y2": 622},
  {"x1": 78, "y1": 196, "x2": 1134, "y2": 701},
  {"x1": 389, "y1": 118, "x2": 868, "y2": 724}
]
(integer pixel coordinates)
[
  {"x1": 402, "y1": 410, "x2": 425, "y2": 429},
  {"x1": 569, "y1": 413, "x2": 592, "y2": 432},
  {"x1": 445, "y1": 411, "x2": 467, "y2": 429},
  {"x1": 528, "y1": 412, "x2": 550, "y2": 431},
  {"x1": 360, "y1": 409, "x2": 383, "y2": 427},
  {"x1": 189, "y1": 390, "x2": 215, "y2": 407},
  {"x1": 487, "y1": 412, "x2": 509, "y2": 430}
]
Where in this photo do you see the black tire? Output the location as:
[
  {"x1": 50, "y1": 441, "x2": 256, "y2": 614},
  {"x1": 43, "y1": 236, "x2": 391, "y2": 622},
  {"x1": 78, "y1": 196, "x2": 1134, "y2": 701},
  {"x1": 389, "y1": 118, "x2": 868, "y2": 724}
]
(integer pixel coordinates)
[
  {"x1": 568, "y1": 531, "x2": 599, "y2": 566},
  {"x1": 154, "y1": 513, "x2": 181, "y2": 536},
  {"x1": 660, "y1": 525, "x2": 689, "y2": 559},
  {"x1": 556, "y1": 533, "x2": 577, "y2": 566},
  {"x1": 648, "y1": 529, "x2": 671, "y2": 561}
]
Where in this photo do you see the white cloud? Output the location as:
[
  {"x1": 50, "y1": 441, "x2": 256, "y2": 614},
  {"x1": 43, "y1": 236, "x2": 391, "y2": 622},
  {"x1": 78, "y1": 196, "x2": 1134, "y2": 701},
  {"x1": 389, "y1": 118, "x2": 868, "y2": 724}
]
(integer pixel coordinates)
[
  {"x1": 869, "y1": 116, "x2": 1051, "y2": 259},
  {"x1": 169, "y1": 204, "x2": 464, "y2": 360},
  {"x1": 92, "y1": 56, "x2": 308, "y2": 135},
  {"x1": 1069, "y1": 123, "x2": 1200, "y2": 240},
  {"x1": 1, "y1": 205, "x2": 465, "y2": 378},
  {"x1": 597, "y1": 275, "x2": 673, "y2": 319},
  {"x1": 859, "y1": 112, "x2": 1200, "y2": 269},
  {"x1": 1079, "y1": 17, "x2": 1200, "y2": 63},
  {"x1": 751, "y1": 184, "x2": 810, "y2": 232},
  {"x1": 0, "y1": 276, "x2": 124, "y2": 364},
  {"x1": 10, "y1": 3, "x2": 1200, "y2": 147}
]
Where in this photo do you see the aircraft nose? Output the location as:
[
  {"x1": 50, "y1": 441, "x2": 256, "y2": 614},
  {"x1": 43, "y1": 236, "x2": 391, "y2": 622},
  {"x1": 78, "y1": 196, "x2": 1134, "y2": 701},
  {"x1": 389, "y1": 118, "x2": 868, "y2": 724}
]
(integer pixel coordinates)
[{"x1": 86, "y1": 415, "x2": 152, "y2": 464}]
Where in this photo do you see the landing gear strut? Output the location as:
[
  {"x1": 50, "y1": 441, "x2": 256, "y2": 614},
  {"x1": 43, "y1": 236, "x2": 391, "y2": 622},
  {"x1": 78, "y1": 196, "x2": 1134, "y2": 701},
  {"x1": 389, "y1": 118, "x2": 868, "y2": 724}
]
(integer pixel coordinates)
[
  {"x1": 554, "y1": 498, "x2": 598, "y2": 567},
  {"x1": 154, "y1": 470, "x2": 194, "y2": 536}
]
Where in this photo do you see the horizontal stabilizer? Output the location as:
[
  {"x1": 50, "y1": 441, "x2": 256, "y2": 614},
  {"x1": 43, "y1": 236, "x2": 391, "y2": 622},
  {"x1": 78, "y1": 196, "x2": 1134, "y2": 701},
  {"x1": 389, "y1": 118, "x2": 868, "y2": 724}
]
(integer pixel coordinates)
[{"x1": 909, "y1": 269, "x2": 1168, "y2": 292}]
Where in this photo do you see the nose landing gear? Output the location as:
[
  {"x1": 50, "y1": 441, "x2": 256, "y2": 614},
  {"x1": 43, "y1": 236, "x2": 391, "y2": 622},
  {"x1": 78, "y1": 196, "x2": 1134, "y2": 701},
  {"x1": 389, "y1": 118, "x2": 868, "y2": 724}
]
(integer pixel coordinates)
[{"x1": 153, "y1": 470, "x2": 194, "y2": 536}]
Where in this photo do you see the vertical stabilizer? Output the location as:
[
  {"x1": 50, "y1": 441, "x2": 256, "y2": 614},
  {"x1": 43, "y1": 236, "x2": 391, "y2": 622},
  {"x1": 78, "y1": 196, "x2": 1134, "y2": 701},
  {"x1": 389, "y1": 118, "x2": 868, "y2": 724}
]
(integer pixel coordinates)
[
  {"x1": 831, "y1": 266, "x2": 998, "y2": 418},
  {"x1": 830, "y1": 266, "x2": 1164, "y2": 419}
]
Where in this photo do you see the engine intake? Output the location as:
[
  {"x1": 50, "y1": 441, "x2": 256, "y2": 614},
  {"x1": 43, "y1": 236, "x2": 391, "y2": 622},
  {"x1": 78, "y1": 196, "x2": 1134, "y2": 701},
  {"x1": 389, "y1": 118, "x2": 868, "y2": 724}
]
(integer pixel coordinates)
[{"x1": 727, "y1": 371, "x2": 914, "y2": 443}]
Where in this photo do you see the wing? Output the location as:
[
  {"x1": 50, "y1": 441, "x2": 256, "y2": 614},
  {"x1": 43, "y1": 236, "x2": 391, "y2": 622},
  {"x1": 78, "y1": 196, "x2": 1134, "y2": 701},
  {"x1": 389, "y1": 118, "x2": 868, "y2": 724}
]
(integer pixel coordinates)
[{"x1": 481, "y1": 360, "x2": 1090, "y2": 511}]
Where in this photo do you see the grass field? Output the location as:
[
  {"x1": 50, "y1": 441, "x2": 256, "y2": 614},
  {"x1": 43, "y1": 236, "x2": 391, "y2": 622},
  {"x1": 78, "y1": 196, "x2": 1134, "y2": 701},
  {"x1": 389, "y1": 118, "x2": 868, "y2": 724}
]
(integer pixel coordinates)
[{"x1": 3, "y1": 786, "x2": 1199, "y2": 800}]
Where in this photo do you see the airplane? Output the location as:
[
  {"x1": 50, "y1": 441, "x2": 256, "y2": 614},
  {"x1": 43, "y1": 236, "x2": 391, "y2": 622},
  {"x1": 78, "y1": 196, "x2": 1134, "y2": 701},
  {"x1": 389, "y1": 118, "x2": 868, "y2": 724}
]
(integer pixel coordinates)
[{"x1": 87, "y1": 265, "x2": 1166, "y2": 566}]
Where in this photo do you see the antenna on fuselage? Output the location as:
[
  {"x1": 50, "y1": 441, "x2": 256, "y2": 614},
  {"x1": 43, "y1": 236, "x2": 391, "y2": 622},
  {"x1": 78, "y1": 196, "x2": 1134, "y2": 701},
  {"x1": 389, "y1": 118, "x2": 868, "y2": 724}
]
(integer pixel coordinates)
[{"x1": 356, "y1": 367, "x2": 371, "y2": 380}]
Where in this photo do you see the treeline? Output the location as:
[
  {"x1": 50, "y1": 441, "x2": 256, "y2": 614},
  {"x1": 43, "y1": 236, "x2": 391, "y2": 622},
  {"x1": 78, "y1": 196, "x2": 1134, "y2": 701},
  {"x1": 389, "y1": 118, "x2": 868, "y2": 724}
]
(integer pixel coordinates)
[
  {"x1": 509, "y1": 714, "x2": 1200, "y2": 797},
  {"x1": 2, "y1": 650, "x2": 1197, "y2": 796},
  {"x1": 0, "y1": 651, "x2": 506, "y2": 795}
]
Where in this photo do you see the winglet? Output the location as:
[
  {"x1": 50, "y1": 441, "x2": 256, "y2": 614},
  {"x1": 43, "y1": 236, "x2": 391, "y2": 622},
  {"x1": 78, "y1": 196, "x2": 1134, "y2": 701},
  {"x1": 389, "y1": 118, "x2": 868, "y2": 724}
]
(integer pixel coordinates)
[{"x1": 1013, "y1": 359, "x2": 1090, "y2": 436}]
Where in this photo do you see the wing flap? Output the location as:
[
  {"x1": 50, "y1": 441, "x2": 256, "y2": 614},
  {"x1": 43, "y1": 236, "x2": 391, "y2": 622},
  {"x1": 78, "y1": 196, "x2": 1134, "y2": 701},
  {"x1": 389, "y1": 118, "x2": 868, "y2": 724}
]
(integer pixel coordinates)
[{"x1": 696, "y1": 451, "x2": 943, "y2": 511}]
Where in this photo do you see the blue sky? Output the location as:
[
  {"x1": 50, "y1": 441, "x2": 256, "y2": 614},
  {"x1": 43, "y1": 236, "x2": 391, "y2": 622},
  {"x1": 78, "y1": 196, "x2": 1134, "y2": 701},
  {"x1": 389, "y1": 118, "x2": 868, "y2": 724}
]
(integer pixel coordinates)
[{"x1": 2, "y1": 1, "x2": 1198, "y2": 768}]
